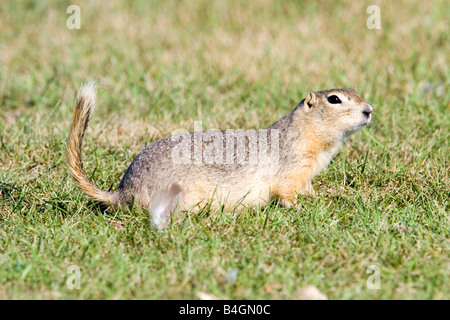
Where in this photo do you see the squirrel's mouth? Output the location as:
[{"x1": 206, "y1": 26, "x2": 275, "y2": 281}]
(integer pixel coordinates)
[
  {"x1": 353, "y1": 120, "x2": 370, "y2": 131},
  {"x1": 344, "y1": 121, "x2": 367, "y2": 138}
]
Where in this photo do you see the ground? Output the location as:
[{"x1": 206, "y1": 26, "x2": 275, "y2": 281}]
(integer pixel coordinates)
[{"x1": 0, "y1": 0, "x2": 448, "y2": 299}]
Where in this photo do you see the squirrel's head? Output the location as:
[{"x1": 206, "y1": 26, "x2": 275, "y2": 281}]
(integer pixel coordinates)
[{"x1": 300, "y1": 88, "x2": 373, "y2": 139}]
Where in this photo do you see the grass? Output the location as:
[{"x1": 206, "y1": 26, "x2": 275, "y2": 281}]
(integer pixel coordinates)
[{"x1": 0, "y1": 0, "x2": 448, "y2": 299}]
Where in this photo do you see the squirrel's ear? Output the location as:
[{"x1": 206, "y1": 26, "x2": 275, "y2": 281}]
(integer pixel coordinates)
[{"x1": 304, "y1": 92, "x2": 318, "y2": 110}]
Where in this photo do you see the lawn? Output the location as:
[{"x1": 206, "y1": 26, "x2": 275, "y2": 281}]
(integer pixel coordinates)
[{"x1": 0, "y1": 0, "x2": 448, "y2": 299}]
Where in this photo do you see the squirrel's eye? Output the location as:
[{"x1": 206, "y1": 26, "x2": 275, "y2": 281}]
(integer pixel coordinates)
[{"x1": 327, "y1": 95, "x2": 342, "y2": 104}]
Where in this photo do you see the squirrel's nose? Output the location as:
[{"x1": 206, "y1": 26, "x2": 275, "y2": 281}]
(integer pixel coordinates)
[{"x1": 363, "y1": 105, "x2": 373, "y2": 118}]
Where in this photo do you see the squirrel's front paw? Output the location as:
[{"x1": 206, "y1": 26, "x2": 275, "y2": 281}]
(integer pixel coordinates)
[
  {"x1": 299, "y1": 183, "x2": 315, "y2": 196},
  {"x1": 277, "y1": 196, "x2": 298, "y2": 208}
]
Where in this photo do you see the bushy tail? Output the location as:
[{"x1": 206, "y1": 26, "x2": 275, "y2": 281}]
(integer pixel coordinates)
[{"x1": 67, "y1": 82, "x2": 116, "y2": 206}]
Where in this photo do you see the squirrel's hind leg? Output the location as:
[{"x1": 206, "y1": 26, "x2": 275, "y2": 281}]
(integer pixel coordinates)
[{"x1": 150, "y1": 184, "x2": 184, "y2": 230}]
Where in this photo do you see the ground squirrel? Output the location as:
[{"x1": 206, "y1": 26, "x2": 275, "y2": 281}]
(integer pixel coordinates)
[{"x1": 67, "y1": 82, "x2": 372, "y2": 228}]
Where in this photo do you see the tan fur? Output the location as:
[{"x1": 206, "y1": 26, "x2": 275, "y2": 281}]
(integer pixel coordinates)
[
  {"x1": 67, "y1": 82, "x2": 117, "y2": 206},
  {"x1": 67, "y1": 83, "x2": 372, "y2": 228}
]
